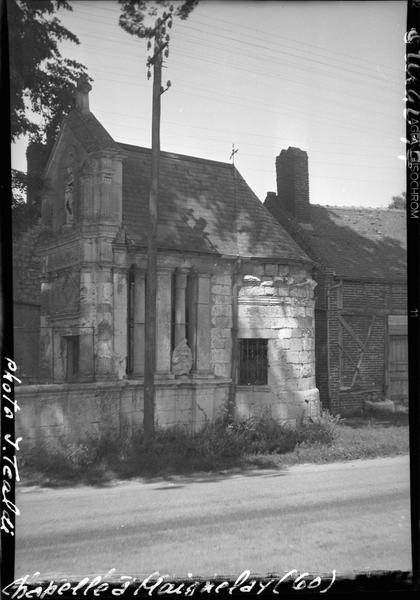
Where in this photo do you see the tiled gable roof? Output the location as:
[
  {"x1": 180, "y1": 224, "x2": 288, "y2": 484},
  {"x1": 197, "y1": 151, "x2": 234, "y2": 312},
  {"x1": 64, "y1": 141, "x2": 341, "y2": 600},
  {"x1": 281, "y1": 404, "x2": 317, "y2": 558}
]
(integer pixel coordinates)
[
  {"x1": 120, "y1": 143, "x2": 310, "y2": 262},
  {"x1": 66, "y1": 109, "x2": 121, "y2": 153},
  {"x1": 266, "y1": 199, "x2": 406, "y2": 281}
]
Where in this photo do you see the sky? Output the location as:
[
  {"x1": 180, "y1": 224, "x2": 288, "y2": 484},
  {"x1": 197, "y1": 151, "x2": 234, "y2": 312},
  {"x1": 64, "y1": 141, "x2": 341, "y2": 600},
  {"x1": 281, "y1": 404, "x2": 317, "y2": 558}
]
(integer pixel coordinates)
[{"x1": 11, "y1": 0, "x2": 407, "y2": 207}]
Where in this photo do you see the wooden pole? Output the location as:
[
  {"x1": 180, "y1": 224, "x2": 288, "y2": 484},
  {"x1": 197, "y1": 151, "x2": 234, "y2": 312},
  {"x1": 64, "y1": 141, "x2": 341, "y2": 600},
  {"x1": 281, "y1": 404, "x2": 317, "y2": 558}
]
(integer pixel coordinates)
[
  {"x1": 228, "y1": 261, "x2": 240, "y2": 422},
  {"x1": 143, "y1": 35, "x2": 162, "y2": 442},
  {"x1": 228, "y1": 153, "x2": 240, "y2": 422}
]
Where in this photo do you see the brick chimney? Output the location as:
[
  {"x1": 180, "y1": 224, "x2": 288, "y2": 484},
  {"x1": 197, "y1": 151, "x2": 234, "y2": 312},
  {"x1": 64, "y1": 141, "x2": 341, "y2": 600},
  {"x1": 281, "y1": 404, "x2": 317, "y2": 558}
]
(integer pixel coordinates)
[
  {"x1": 276, "y1": 147, "x2": 310, "y2": 224},
  {"x1": 264, "y1": 191, "x2": 277, "y2": 204},
  {"x1": 75, "y1": 75, "x2": 92, "y2": 114}
]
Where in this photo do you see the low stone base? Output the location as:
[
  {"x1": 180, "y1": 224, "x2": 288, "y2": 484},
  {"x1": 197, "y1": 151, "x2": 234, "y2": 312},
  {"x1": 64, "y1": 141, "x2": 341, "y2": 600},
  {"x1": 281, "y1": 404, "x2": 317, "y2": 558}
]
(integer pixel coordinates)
[
  {"x1": 15, "y1": 378, "x2": 230, "y2": 455},
  {"x1": 235, "y1": 386, "x2": 320, "y2": 426},
  {"x1": 16, "y1": 379, "x2": 321, "y2": 456},
  {"x1": 293, "y1": 389, "x2": 320, "y2": 420}
]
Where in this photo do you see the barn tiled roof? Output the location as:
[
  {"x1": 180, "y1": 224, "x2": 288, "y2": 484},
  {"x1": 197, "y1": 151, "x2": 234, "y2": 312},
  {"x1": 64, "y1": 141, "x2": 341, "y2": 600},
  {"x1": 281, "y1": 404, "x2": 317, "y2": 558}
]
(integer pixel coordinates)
[
  {"x1": 266, "y1": 199, "x2": 406, "y2": 282},
  {"x1": 119, "y1": 143, "x2": 310, "y2": 262}
]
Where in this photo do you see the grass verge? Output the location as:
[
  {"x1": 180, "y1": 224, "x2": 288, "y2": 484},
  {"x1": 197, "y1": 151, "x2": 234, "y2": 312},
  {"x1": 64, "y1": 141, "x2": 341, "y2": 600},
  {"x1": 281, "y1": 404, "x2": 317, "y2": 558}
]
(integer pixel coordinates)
[{"x1": 20, "y1": 411, "x2": 409, "y2": 487}]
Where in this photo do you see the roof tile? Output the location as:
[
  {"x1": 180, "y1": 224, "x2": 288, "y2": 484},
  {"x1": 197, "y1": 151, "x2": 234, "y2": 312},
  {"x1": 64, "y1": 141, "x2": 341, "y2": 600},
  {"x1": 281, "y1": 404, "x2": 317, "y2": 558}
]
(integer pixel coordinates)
[
  {"x1": 66, "y1": 109, "x2": 120, "y2": 153},
  {"x1": 266, "y1": 199, "x2": 406, "y2": 281},
  {"x1": 120, "y1": 143, "x2": 309, "y2": 262}
]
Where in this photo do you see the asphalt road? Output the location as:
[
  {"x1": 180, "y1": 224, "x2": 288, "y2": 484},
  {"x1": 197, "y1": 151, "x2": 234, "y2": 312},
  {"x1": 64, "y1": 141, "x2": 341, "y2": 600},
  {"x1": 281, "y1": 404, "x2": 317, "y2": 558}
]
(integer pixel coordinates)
[{"x1": 14, "y1": 456, "x2": 412, "y2": 581}]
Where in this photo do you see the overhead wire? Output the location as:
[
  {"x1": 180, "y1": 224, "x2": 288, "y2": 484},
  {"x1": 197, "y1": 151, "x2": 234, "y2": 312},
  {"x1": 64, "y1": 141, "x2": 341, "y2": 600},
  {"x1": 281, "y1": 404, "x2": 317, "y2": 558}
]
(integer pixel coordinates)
[
  {"x1": 71, "y1": 21, "x2": 402, "y2": 100},
  {"x1": 63, "y1": 9, "x2": 403, "y2": 123},
  {"x1": 79, "y1": 0, "x2": 402, "y2": 77},
  {"x1": 98, "y1": 117, "x2": 403, "y2": 181},
  {"x1": 87, "y1": 54, "x2": 402, "y2": 123},
  {"x1": 96, "y1": 107, "x2": 401, "y2": 158},
  {"x1": 89, "y1": 73, "x2": 401, "y2": 142},
  {"x1": 54, "y1": 2, "x2": 404, "y2": 190},
  {"x1": 69, "y1": 5, "x2": 403, "y2": 96}
]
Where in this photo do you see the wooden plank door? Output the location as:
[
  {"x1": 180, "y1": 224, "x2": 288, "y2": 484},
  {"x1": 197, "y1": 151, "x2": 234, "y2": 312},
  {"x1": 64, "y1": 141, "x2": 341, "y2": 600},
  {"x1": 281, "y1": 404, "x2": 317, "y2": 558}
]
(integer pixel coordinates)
[{"x1": 389, "y1": 335, "x2": 408, "y2": 402}]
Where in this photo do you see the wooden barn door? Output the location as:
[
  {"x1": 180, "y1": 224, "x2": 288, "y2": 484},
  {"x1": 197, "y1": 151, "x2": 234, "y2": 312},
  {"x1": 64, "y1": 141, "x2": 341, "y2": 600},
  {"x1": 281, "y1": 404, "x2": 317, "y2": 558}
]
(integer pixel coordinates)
[
  {"x1": 389, "y1": 335, "x2": 408, "y2": 402},
  {"x1": 387, "y1": 316, "x2": 408, "y2": 403}
]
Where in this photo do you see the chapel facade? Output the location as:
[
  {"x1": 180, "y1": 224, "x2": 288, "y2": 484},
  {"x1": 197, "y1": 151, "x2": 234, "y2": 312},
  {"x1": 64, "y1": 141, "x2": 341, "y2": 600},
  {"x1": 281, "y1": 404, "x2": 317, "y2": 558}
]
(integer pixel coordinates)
[{"x1": 14, "y1": 81, "x2": 320, "y2": 447}]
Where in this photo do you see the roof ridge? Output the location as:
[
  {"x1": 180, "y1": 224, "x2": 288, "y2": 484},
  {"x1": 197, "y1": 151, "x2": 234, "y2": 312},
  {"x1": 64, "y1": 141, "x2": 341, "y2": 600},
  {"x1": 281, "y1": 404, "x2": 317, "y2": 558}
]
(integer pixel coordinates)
[
  {"x1": 312, "y1": 204, "x2": 402, "y2": 211},
  {"x1": 67, "y1": 108, "x2": 120, "y2": 151},
  {"x1": 118, "y1": 142, "x2": 233, "y2": 168}
]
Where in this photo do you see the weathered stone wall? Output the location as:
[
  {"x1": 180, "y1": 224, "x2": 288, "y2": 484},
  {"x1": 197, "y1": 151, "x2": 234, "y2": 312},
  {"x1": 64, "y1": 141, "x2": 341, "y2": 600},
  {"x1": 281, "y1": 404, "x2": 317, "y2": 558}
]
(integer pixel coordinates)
[
  {"x1": 210, "y1": 264, "x2": 234, "y2": 378},
  {"x1": 36, "y1": 119, "x2": 127, "y2": 384},
  {"x1": 13, "y1": 224, "x2": 43, "y2": 382},
  {"x1": 15, "y1": 255, "x2": 320, "y2": 452},
  {"x1": 236, "y1": 261, "x2": 319, "y2": 424},
  {"x1": 15, "y1": 379, "x2": 230, "y2": 455},
  {"x1": 13, "y1": 303, "x2": 40, "y2": 382}
]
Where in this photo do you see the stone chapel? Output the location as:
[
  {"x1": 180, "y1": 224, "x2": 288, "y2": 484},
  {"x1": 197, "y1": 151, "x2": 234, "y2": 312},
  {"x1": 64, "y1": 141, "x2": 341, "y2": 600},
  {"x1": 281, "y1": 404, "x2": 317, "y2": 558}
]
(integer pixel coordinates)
[{"x1": 15, "y1": 80, "x2": 320, "y2": 445}]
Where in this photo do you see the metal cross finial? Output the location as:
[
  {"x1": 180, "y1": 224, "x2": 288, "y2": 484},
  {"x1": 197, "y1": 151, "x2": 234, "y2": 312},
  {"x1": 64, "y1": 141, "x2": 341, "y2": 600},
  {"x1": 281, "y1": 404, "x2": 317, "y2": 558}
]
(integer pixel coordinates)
[{"x1": 230, "y1": 143, "x2": 238, "y2": 165}]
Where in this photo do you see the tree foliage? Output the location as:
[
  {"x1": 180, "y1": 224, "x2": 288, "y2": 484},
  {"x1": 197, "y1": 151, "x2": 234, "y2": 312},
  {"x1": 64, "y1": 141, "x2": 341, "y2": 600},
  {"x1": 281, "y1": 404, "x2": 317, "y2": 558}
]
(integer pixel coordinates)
[
  {"x1": 9, "y1": 0, "x2": 90, "y2": 230},
  {"x1": 388, "y1": 192, "x2": 406, "y2": 209},
  {"x1": 118, "y1": 0, "x2": 198, "y2": 38},
  {"x1": 11, "y1": 168, "x2": 27, "y2": 206},
  {"x1": 9, "y1": 0, "x2": 90, "y2": 145}
]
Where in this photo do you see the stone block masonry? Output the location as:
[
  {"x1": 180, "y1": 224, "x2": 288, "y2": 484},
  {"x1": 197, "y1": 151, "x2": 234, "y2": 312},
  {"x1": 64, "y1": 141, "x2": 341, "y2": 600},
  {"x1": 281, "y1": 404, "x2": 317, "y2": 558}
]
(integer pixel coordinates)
[
  {"x1": 15, "y1": 379, "x2": 231, "y2": 456},
  {"x1": 16, "y1": 92, "x2": 326, "y2": 451},
  {"x1": 210, "y1": 268, "x2": 234, "y2": 381},
  {"x1": 236, "y1": 262, "x2": 319, "y2": 424},
  {"x1": 15, "y1": 256, "x2": 321, "y2": 452}
]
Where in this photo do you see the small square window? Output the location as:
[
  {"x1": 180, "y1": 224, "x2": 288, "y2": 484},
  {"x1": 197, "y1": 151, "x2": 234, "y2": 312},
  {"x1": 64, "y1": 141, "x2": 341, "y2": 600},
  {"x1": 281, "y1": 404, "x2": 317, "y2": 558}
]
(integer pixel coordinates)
[{"x1": 238, "y1": 339, "x2": 268, "y2": 385}]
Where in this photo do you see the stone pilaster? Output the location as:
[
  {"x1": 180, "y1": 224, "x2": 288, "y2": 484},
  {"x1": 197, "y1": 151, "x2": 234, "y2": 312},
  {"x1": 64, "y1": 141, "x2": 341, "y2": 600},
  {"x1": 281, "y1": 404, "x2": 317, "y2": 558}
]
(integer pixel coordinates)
[
  {"x1": 39, "y1": 274, "x2": 53, "y2": 381},
  {"x1": 155, "y1": 267, "x2": 173, "y2": 377},
  {"x1": 95, "y1": 266, "x2": 114, "y2": 378},
  {"x1": 194, "y1": 272, "x2": 213, "y2": 377},
  {"x1": 174, "y1": 268, "x2": 188, "y2": 347},
  {"x1": 98, "y1": 155, "x2": 114, "y2": 224},
  {"x1": 111, "y1": 157, "x2": 123, "y2": 224},
  {"x1": 53, "y1": 331, "x2": 66, "y2": 383},
  {"x1": 79, "y1": 267, "x2": 95, "y2": 381},
  {"x1": 133, "y1": 268, "x2": 145, "y2": 377},
  {"x1": 113, "y1": 267, "x2": 128, "y2": 379},
  {"x1": 79, "y1": 161, "x2": 95, "y2": 223},
  {"x1": 187, "y1": 273, "x2": 198, "y2": 366}
]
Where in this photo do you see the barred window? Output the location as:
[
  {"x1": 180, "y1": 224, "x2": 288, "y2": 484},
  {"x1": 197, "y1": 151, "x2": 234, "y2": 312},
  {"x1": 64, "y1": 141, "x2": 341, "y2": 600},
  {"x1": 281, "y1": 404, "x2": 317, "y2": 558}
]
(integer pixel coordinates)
[{"x1": 238, "y1": 339, "x2": 268, "y2": 385}]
